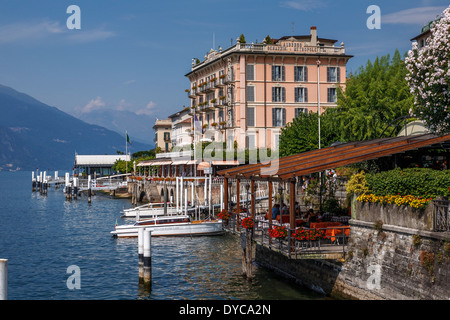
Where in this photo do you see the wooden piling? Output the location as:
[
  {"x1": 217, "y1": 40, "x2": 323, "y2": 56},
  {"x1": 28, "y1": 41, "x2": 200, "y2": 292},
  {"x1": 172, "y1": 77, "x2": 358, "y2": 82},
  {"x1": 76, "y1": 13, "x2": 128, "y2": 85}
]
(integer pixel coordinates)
[
  {"x1": 241, "y1": 230, "x2": 253, "y2": 279},
  {"x1": 0, "y1": 259, "x2": 7, "y2": 300}
]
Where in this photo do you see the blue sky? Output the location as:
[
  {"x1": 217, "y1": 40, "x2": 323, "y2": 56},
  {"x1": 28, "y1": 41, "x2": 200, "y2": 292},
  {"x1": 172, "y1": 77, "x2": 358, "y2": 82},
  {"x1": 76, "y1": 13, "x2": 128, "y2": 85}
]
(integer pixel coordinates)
[{"x1": 0, "y1": 0, "x2": 447, "y2": 126}]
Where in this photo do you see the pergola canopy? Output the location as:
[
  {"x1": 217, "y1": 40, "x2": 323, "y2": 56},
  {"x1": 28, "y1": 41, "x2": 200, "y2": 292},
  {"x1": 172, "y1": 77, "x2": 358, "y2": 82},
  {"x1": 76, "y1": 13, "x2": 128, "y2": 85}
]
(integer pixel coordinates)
[{"x1": 217, "y1": 134, "x2": 450, "y2": 181}]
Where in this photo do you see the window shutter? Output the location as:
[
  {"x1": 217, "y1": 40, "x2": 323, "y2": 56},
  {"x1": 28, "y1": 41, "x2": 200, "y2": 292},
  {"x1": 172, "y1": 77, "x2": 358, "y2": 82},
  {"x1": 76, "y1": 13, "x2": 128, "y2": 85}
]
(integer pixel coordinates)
[
  {"x1": 327, "y1": 67, "x2": 331, "y2": 82},
  {"x1": 304, "y1": 66, "x2": 308, "y2": 82},
  {"x1": 247, "y1": 86, "x2": 254, "y2": 102},
  {"x1": 305, "y1": 88, "x2": 308, "y2": 102},
  {"x1": 247, "y1": 107, "x2": 255, "y2": 127},
  {"x1": 337, "y1": 67, "x2": 341, "y2": 82},
  {"x1": 282, "y1": 108, "x2": 286, "y2": 126},
  {"x1": 295, "y1": 88, "x2": 299, "y2": 102},
  {"x1": 272, "y1": 108, "x2": 276, "y2": 126},
  {"x1": 282, "y1": 87, "x2": 286, "y2": 102},
  {"x1": 246, "y1": 65, "x2": 254, "y2": 81},
  {"x1": 327, "y1": 88, "x2": 331, "y2": 103},
  {"x1": 294, "y1": 67, "x2": 298, "y2": 82},
  {"x1": 272, "y1": 65, "x2": 276, "y2": 81},
  {"x1": 272, "y1": 87, "x2": 275, "y2": 102},
  {"x1": 281, "y1": 66, "x2": 285, "y2": 81}
]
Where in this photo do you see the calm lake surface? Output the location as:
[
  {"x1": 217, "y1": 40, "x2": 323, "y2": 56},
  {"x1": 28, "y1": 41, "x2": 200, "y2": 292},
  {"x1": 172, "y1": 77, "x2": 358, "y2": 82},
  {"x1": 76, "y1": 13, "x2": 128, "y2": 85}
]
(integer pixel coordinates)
[{"x1": 0, "y1": 171, "x2": 325, "y2": 300}]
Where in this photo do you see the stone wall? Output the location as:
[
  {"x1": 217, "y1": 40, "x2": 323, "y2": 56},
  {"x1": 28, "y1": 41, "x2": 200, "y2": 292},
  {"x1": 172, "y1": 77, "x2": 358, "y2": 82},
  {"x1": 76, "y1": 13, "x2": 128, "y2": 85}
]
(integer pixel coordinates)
[
  {"x1": 254, "y1": 199, "x2": 450, "y2": 300},
  {"x1": 337, "y1": 219, "x2": 449, "y2": 300}
]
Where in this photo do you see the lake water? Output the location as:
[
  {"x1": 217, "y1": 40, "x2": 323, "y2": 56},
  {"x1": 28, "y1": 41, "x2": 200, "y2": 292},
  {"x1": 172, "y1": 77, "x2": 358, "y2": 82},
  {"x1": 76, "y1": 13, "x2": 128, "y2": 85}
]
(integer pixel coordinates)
[{"x1": 0, "y1": 171, "x2": 324, "y2": 300}]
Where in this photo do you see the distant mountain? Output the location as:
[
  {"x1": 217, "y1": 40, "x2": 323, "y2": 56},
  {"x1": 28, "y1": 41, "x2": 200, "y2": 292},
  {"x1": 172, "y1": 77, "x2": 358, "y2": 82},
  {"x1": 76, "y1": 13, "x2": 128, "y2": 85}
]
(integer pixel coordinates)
[
  {"x1": 0, "y1": 84, "x2": 152, "y2": 171},
  {"x1": 76, "y1": 109, "x2": 156, "y2": 145}
]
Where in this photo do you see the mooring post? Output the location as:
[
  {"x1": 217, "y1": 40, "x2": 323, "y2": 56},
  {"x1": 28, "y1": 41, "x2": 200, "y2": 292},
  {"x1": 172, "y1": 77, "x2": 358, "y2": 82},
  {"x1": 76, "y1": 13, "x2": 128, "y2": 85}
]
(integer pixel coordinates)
[
  {"x1": 32, "y1": 172, "x2": 36, "y2": 192},
  {"x1": 143, "y1": 229, "x2": 152, "y2": 287},
  {"x1": 241, "y1": 229, "x2": 254, "y2": 280},
  {"x1": 88, "y1": 175, "x2": 92, "y2": 203},
  {"x1": 176, "y1": 177, "x2": 179, "y2": 213},
  {"x1": 184, "y1": 188, "x2": 188, "y2": 215},
  {"x1": 73, "y1": 177, "x2": 78, "y2": 199},
  {"x1": 39, "y1": 172, "x2": 43, "y2": 194},
  {"x1": 138, "y1": 228, "x2": 144, "y2": 280},
  {"x1": 0, "y1": 259, "x2": 7, "y2": 300}
]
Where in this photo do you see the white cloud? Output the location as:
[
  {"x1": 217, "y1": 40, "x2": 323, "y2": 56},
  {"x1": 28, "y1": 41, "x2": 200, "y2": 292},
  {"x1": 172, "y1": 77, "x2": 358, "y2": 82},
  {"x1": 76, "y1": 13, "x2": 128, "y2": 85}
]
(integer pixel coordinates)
[
  {"x1": 280, "y1": 0, "x2": 326, "y2": 11},
  {"x1": 383, "y1": 6, "x2": 446, "y2": 25},
  {"x1": 115, "y1": 99, "x2": 132, "y2": 111},
  {"x1": 136, "y1": 101, "x2": 157, "y2": 116},
  {"x1": 0, "y1": 20, "x2": 115, "y2": 45},
  {"x1": 81, "y1": 96, "x2": 106, "y2": 113},
  {"x1": 0, "y1": 20, "x2": 65, "y2": 44},
  {"x1": 123, "y1": 80, "x2": 136, "y2": 85},
  {"x1": 67, "y1": 28, "x2": 116, "y2": 43}
]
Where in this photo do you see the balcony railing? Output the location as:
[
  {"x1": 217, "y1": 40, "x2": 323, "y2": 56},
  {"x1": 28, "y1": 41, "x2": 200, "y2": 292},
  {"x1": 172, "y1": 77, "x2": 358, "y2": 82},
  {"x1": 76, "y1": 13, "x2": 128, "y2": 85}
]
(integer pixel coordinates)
[{"x1": 191, "y1": 42, "x2": 346, "y2": 71}]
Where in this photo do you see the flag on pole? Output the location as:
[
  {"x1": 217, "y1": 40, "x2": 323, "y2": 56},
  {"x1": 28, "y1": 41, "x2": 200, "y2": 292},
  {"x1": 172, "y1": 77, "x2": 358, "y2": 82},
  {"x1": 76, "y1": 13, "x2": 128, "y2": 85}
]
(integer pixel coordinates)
[
  {"x1": 126, "y1": 132, "x2": 132, "y2": 145},
  {"x1": 194, "y1": 115, "x2": 202, "y2": 133}
]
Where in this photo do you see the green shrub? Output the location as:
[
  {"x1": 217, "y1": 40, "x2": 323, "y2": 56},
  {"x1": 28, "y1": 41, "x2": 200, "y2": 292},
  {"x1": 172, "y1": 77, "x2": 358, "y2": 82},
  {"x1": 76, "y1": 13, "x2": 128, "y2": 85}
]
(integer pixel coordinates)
[{"x1": 365, "y1": 168, "x2": 450, "y2": 198}]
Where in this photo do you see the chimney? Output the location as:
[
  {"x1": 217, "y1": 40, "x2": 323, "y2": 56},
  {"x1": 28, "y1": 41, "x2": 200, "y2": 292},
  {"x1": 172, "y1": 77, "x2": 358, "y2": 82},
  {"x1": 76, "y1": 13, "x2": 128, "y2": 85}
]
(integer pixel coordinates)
[{"x1": 310, "y1": 26, "x2": 317, "y2": 46}]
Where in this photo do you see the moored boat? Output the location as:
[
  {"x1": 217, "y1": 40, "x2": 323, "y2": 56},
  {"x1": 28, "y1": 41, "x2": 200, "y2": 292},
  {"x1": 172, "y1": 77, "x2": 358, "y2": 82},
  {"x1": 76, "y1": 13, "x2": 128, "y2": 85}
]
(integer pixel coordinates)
[
  {"x1": 111, "y1": 214, "x2": 224, "y2": 237},
  {"x1": 121, "y1": 202, "x2": 178, "y2": 218}
]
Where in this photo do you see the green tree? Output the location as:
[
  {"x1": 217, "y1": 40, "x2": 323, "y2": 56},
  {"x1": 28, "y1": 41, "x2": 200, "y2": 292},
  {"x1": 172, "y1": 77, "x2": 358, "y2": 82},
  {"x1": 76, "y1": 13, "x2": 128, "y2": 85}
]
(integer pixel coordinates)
[
  {"x1": 279, "y1": 110, "x2": 339, "y2": 157},
  {"x1": 239, "y1": 34, "x2": 246, "y2": 44},
  {"x1": 332, "y1": 50, "x2": 414, "y2": 141}
]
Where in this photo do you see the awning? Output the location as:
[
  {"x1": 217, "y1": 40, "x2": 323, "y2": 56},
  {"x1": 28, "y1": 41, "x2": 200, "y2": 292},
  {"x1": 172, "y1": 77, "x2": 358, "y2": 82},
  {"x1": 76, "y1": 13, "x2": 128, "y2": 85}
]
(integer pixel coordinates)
[
  {"x1": 171, "y1": 160, "x2": 189, "y2": 165},
  {"x1": 217, "y1": 133, "x2": 450, "y2": 181},
  {"x1": 197, "y1": 161, "x2": 211, "y2": 170},
  {"x1": 212, "y1": 160, "x2": 240, "y2": 166},
  {"x1": 186, "y1": 159, "x2": 199, "y2": 165}
]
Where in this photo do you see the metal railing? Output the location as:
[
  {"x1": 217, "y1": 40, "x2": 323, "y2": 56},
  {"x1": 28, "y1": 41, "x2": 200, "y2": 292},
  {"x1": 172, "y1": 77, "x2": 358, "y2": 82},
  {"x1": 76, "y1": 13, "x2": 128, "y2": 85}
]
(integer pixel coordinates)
[
  {"x1": 223, "y1": 213, "x2": 350, "y2": 259},
  {"x1": 433, "y1": 200, "x2": 450, "y2": 232}
]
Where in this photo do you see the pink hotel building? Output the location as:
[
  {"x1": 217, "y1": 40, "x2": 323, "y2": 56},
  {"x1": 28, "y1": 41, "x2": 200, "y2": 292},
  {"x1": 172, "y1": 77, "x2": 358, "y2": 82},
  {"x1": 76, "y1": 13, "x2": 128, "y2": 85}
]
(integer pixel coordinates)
[{"x1": 184, "y1": 26, "x2": 352, "y2": 150}]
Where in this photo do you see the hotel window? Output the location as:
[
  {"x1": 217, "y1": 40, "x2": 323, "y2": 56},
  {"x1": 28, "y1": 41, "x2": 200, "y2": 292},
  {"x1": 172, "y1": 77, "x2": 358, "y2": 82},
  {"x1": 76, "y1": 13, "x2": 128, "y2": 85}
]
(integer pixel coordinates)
[
  {"x1": 295, "y1": 87, "x2": 308, "y2": 102},
  {"x1": 295, "y1": 108, "x2": 308, "y2": 117},
  {"x1": 327, "y1": 88, "x2": 337, "y2": 103},
  {"x1": 247, "y1": 107, "x2": 255, "y2": 127},
  {"x1": 272, "y1": 65, "x2": 285, "y2": 81},
  {"x1": 219, "y1": 110, "x2": 224, "y2": 122},
  {"x1": 219, "y1": 70, "x2": 225, "y2": 84},
  {"x1": 246, "y1": 64, "x2": 255, "y2": 81},
  {"x1": 272, "y1": 86, "x2": 285, "y2": 102},
  {"x1": 327, "y1": 67, "x2": 341, "y2": 83},
  {"x1": 164, "y1": 132, "x2": 170, "y2": 141},
  {"x1": 272, "y1": 108, "x2": 286, "y2": 127},
  {"x1": 246, "y1": 86, "x2": 255, "y2": 102},
  {"x1": 294, "y1": 66, "x2": 308, "y2": 82}
]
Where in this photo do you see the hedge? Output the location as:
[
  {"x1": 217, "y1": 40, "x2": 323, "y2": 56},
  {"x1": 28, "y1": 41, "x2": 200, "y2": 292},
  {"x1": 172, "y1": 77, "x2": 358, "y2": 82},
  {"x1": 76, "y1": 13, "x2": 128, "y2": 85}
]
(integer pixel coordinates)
[{"x1": 365, "y1": 168, "x2": 450, "y2": 198}]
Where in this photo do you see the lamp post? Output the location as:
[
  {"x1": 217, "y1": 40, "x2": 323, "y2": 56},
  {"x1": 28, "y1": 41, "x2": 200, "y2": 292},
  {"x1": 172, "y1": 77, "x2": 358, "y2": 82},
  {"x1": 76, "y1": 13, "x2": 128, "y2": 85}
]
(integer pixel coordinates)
[{"x1": 316, "y1": 58, "x2": 321, "y2": 150}]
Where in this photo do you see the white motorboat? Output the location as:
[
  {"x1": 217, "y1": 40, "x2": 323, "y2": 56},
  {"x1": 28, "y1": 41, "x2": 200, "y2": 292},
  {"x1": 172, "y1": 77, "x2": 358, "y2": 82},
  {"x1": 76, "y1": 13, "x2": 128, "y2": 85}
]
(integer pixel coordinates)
[
  {"x1": 121, "y1": 202, "x2": 178, "y2": 218},
  {"x1": 110, "y1": 214, "x2": 224, "y2": 238}
]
